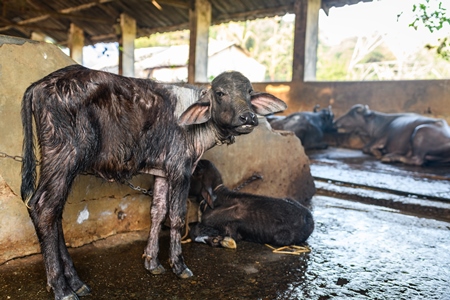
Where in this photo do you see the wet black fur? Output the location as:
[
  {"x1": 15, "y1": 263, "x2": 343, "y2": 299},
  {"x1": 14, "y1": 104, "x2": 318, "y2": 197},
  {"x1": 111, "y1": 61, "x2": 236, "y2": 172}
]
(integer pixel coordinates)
[
  {"x1": 189, "y1": 160, "x2": 315, "y2": 247},
  {"x1": 21, "y1": 65, "x2": 194, "y2": 299},
  {"x1": 20, "y1": 65, "x2": 287, "y2": 300},
  {"x1": 269, "y1": 105, "x2": 336, "y2": 150}
]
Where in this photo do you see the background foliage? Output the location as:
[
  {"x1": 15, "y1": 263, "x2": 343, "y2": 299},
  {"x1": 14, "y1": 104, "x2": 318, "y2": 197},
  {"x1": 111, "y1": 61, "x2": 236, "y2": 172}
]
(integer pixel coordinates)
[{"x1": 134, "y1": 1, "x2": 450, "y2": 81}]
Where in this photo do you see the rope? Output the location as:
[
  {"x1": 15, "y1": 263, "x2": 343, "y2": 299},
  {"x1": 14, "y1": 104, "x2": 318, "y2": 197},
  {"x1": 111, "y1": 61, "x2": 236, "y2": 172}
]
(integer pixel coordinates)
[
  {"x1": 265, "y1": 244, "x2": 311, "y2": 255},
  {"x1": 233, "y1": 172, "x2": 263, "y2": 191}
]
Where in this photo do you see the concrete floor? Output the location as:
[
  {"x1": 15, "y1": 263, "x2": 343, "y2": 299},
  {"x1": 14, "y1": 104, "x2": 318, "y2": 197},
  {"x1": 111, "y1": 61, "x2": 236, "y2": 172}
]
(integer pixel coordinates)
[
  {"x1": 309, "y1": 147, "x2": 450, "y2": 223},
  {"x1": 1, "y1": 148, "x2": 450, "y2": 300}
]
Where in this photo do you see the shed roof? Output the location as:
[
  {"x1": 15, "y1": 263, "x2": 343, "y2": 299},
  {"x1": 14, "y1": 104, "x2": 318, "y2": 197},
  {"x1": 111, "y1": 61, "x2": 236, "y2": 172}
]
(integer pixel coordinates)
[{"x1": 0, "y1": 0, "x2": 371, "y2": 46}]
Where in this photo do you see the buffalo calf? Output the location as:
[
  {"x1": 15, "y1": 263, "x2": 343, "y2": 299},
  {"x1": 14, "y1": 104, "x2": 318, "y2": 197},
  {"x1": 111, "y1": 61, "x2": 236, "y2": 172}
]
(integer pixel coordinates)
[
  {"x1": 269, "y1": 105, "x2": 335, "y2": 150},
  {"x1": 188, "y1": 160, "x2": 314, "y2": 248},
  {"x1": 21, "y1": 65, "x2": 287, "y2": 300},
  {"x1": 334, "y1": 104, "x2": 450, "y2": 165}
]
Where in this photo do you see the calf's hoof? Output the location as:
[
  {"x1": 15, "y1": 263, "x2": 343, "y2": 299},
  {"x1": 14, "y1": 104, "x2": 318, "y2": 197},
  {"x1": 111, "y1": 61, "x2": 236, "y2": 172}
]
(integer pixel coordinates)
[
  {"x1": 75, "y1": 284, "x2": 91, "y2": 296},
  {"x1": 177, "y1": 268, "x2": 194, "y2": 279},
  {"x1": 380, "y1": 156, "x2": 396, "y2": 163},
  {"x1": 149, "y1": 264, "x2": 166, "y2": 275},
  {"x1": 61, "y1": 293, "x2": 80, "y2": 300},
  {"x1": 220, "y1": 237, "x2": 237, "y2": 249}
]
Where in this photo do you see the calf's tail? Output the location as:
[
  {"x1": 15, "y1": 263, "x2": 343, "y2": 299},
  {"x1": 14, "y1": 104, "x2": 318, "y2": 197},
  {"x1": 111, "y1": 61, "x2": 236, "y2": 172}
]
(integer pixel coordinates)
[{"x1": 20, "y1": 85, "x2": 37, "y2": 205}]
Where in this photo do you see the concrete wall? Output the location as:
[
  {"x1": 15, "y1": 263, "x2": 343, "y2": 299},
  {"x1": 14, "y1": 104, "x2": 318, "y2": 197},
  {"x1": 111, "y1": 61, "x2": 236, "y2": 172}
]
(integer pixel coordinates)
[
  {"x1": 0, "y1": 39, "x2": 315, "y2": 264},
  {"x1": 255, "y1": 80, "x2": 450, "y2": 123}
]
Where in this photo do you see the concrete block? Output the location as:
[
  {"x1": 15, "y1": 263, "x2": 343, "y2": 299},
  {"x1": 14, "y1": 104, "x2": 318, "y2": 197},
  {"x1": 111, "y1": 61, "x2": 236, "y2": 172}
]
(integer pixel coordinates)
[{"x1": 203, "y1": 118, "x2": 316, "y2": 202}]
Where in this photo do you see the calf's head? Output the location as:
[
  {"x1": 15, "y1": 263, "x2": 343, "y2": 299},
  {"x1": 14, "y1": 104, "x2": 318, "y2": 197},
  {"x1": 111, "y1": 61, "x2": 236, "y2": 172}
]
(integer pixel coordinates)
[
  {"x1": 179, "y1": 71, "x2": 287, "y2": 136},
  {"x1": 314, "y1": 105, "x2": 336, "y2": 132},
  {"x1": 334, "y1": 104, "x2": 371, "y2": 133},
  {"x1": 189, "y1": 160, "x2": 223, "y2": 209}
]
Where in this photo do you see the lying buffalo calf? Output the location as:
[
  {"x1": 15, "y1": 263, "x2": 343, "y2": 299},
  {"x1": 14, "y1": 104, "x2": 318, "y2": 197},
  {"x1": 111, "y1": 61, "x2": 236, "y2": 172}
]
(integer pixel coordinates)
[
  {"x1": 334, "y1": 104, "x2": 450, "y2": 165},
  {"x1": 188, "y1": 160, "x2": 314, "y2": 248},
  {"x1": 269, "y1": 105, "x2": 335, "y2": 150},
  {"x1": 21, "y1": 65, "x2": 287, "y2": 300}
]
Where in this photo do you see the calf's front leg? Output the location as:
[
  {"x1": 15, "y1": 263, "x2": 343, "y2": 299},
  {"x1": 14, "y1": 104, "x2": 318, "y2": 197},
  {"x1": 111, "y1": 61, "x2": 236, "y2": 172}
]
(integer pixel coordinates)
[
  {"x1": 189, "y1": 222, "x2": 237, "y2": 249},
  {"x1": 168, "y1": 178, "x2": 193, "y2": 278},
  {"x1": 143, "y1": 176, "x2": 168, "y2": 274}
]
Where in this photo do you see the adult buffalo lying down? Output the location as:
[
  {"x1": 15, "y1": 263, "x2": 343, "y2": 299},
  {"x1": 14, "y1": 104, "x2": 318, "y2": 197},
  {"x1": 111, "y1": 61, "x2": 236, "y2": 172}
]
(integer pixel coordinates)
[
  {"x1": 334, "y1": 104, "x2": 450, "y2": 165},
  {"x1": 269, "y1": 105, "x2": 335, "y2": 150},
  {"x1": 20, "y1": 65, "x2": 287, "y2": 300},
  {"x1": 188, "y1": 160, "x2": 314, "y2": 248}
]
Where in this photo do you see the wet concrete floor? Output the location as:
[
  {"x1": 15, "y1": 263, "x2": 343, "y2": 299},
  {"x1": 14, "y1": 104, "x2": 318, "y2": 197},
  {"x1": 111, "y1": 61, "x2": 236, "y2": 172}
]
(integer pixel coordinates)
[
  {"x1": 1, "y1": 148, "x2": 450, "y2": 299},
  {"x1": 309, "y1": 147, "x2": 450, "y2": 222}
]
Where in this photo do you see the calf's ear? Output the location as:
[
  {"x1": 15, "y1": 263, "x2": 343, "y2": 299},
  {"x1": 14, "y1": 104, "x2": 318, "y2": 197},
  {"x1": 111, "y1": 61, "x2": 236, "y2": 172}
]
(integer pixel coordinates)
[
  {"x1": 201, "y1": 187, "x2": 215, "y2": 209},
  {"x1": 178, "y1": 92, "x2": 212, "y2": 125},
  {"x1": 313, "y1": 104, "x2": 320, "y2": 112},
  {"x1": 250, "y1": 92, "x2": 287, "y2": 116},
  {"x1": 362, "y1": 105, "x2": 373, "y2": 117}
]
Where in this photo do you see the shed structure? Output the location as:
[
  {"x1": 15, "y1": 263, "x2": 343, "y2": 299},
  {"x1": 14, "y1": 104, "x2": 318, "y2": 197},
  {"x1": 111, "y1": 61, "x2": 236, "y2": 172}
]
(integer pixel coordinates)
[
  {"x1": 0, "y1": 0, "x2": 369, "y2": 83},
  {"x1": 1, "y1": 0, "x2": 449, "y2": 124}
]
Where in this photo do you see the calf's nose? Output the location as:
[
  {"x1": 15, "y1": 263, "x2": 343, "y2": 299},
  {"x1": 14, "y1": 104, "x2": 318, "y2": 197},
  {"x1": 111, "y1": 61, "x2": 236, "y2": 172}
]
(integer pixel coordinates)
[{"x1": 239, "y1": 112, "x2": 258, "y2": 126}]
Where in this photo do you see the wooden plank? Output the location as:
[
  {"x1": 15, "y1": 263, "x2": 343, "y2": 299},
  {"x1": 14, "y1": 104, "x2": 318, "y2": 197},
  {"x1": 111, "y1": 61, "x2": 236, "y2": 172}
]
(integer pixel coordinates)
[
  {"x1": 69, "y1": 23, "x2": 84, "y2": 64},
  {"x1": 188, "y1": 0, "x2": 211, "y2": 83},
  {"x1": 119, "y1": 13, "x2": 136, "y2": 77}
]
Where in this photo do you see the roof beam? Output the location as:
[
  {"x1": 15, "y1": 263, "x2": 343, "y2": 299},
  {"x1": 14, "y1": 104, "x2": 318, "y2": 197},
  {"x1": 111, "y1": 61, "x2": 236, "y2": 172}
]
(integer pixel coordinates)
[
  {"x1": 57, "y1": 0, "x2": 117, "y2": 14},
  {"x1": 4, "y1": 0, "x2": 117, "y2": 26},
  {"x1": 0, "y1": 16, "x2": 30, "y2": 36},
  {"x1": 213, "y1": 5, "x2": 295, "y2": 24},
  {"x1": 0, "y1": 21, "x2": 67, "y2": 32},
  {"x1": 3, "y1": 9, "x2": 113, "y2": 24},
  {"x1": 137, "y1": 22, "x2": 189, "y2": 36},
  {"x1": 0, "y1": 0, "x2": 117, "y2": 37},
  {"x1": 157, "y1": 0, "x2": 190, "y2": 9}
]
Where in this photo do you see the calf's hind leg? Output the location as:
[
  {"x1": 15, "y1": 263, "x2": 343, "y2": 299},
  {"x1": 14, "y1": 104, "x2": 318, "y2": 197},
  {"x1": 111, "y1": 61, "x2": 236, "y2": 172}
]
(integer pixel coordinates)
[
  {"x1": 57, "y1": 222, "x2": 91, "y2": 296},
  {"x1": 28, "y1": 167, "x2": 87, "y2": 300}
]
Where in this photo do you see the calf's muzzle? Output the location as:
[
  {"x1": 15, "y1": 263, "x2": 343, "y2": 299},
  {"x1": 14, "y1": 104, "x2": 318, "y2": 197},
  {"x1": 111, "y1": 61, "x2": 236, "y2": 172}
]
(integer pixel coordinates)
[{"x1": 235, "y1": 112, "x2": 258, "y2": 133}]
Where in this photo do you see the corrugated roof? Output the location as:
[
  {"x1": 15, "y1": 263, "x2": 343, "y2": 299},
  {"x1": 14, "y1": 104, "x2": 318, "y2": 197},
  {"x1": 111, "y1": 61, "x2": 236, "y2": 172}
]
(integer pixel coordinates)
[{"x1": 0, "y1": 0, "x2": 371, "y2": 46}]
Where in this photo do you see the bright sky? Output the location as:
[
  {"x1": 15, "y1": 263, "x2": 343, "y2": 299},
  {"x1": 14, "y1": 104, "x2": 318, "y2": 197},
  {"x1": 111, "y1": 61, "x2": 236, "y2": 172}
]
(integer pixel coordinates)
[{"x1": 319, "y1": 0, "x2": 450, "y2": 58}]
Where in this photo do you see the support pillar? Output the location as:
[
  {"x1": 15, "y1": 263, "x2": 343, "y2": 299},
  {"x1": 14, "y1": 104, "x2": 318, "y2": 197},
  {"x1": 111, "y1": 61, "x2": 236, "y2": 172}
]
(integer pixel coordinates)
[
  {"x1": 292, "y1": 0, "x2": 321, "y2": 81},
  {"x1": 31, "y1": 32, "x2": 46, "y2": 42},
  {"x1": 188, "y1": 0, "x2": 211, "y2": 83},
  {"x1": 119, "y1": 13, "x2": 136, "y2": 77},
  {"x1": 69, "y1": 23, "x2": 84, "y2": 64}
]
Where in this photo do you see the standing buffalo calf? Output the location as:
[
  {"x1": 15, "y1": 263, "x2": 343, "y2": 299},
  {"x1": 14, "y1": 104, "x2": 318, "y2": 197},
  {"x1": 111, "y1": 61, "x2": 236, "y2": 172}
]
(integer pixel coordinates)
[
  {"x1": 269, "y1": 105, "x2": 335, "y2": 150},
  {"x1": 335, "y1": 104, "x2": 450, "y2": 165},
  {"x1": 21, "y1": 64, "x2": 287, "y2": 300},
  {"x1": 188, "y1": 160, "x2": 314, "y2": 248}
]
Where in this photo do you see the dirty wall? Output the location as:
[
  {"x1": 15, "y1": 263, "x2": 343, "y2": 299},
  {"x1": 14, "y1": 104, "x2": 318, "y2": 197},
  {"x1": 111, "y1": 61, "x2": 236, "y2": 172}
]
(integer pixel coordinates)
[
  {"x1": 254, "y1": 79, "x2": 450, "y2": 149},
  {"x1": 0, "y1": 37, "x2": 315, "y2": 264},
  {"x1": 254, "y1": 80, "x2": 450, "y2": 123}
]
